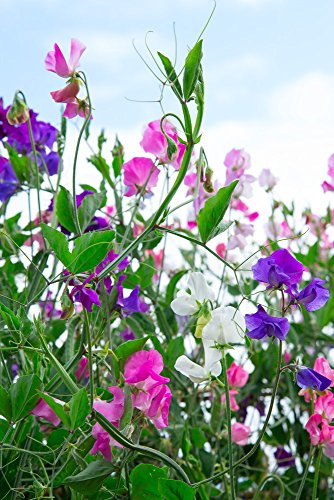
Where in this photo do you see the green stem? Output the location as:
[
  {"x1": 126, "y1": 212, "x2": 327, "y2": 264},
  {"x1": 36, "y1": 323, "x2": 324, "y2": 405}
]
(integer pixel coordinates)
[
  {"x1": 193, "y1": 341, "x2": 283, "y2": 487},
  {"x1": 94, "y1": 411, "x2": 190, "y2": 483},
  {"x1": 83, "y1": 309, "x2": 94, "y2": 407},
  {"x1": 253, "y1": 474, "x2": 285, "y2": 500},
  {"x1": 221, "y1": 350, "x2": 236, "y2": 499},
  {"x1": 295, "y1": 447, "x2": 315, "y2": 500},
  {"x1": 312, "y1": 447, "x2": 323, "y2": 500}
]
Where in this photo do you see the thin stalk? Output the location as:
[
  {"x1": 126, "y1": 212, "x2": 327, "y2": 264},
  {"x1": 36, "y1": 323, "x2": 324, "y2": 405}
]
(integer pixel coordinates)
[
  {"x1": 295, "y1": 447, "x2": 315, "y2": 500},
  {"x1": 253, "y1": 474, "x2": 285, "y2": 500},
  {"x1": 312, "y1": 447, "x2": 323, "y2": 500}
]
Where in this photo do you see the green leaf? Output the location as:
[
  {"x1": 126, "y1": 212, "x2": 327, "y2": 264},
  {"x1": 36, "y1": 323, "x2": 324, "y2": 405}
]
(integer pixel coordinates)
[
  {"x1": 78, "y1": 191, "x2": 106, "y2": 232},
  {"x1": 166, "y1": 337, "x2": 185, "y2": 367},
  {"x1": 55, "y1": 186, "x2": 76, "y2": 233},
  {"x1": 0, "y1": 302, "x2": 20, "y2": 331},
  {"x1": 53, "y1": 435, "x2": 95, "y2": 487},
  {"x1": 119, "y1": 384, "x2": 133, "y2": 430},
  {"x1": 41, "y1": 223, "x2": 71, "y2": 267},
  {"x1": 6, "y1": 143, "x2": 31, "y2": 183},
  {"x1": 64, "y1": 459, "x2": 115, "y2": 494},
  {"x1": 158, "y1": 479, "x2": 195, "y2": 500},
  {"x1": 197, "y1": 180, "x2": 238, "y2": 243},
  {"x1": 122, "y1": 256, "x2": 155, "y2": 290},
  {"x1": 0, "y1": 386, "x2": 12, "y2": 421},
  {"x1": 111, "y1": 136, "x2": 124, "y2": 178},
  {"x1": 69, "y1": 388, "x2": 90, "y2": 429},
  {"x1": 69, "y1": 229, "x2": 115, "y2": 273},
  {"x1": 39, "y1": 392, "x2": 71, "y2": 428},
  {"x1": 157, "y1": 52, "x2": 183, "y2": 98},
  {"x1": 115, "y1": 337, "x2": 150, "y2": 368},
  {"x1": 10, "y1": 374, "x2": 42, "y2": 422},
  {"x1": 88, "y1": 154, "x2": 114, "y2": 188},
  {"x1": 183, "y1": 39, "x2": 203, "y2": 101},
  {"x1": 130, "y1": 464, "x2": 168, "y2": 500},
  {"x1": 166, "y1": 270, "x2": 188, "y2": 305}
]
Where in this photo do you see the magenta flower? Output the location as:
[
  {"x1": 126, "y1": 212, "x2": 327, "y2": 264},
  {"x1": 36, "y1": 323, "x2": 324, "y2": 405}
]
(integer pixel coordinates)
[
  {"x1": 315, "y1": 392, "x2": 334, "y2": 422},
  {"x1": 140, "y1": 119, "x2": 185, "y2": 169},
  {"x1": 231, "y1": 422, "x2": 251, "y2": 445},
  {"x1": 124, "y1": 350, "x2": 169, "y2": 390},
  {"x1": 314, "y1": 357, "x2": 334, "y2": 387},
  {"x1": 31, "y1": 397, "x2": 64, "y2": 426},
  {"x1": 91, "y1": 386, "x2": 125, "y2": 461},
  {"x1": 132, "y1": 384, "x2": 172, "y2": 429},
  {"x1": 305, "y1": 414, "x2": 334, "y2": 458},
  {"x1": 252, "y1": 249, "x2": 304, "y2": 288},
  {"x1": 227, "y1": 362, "x2": 249, "y2": 389},
  {"x1": 245, "y1": 305, "x2": 290, "y2": 341},
  {"x1": 123, "y1": 157, "x2": 160, "y2": 197},
  {"x1": 75, "y1": 356, "x2": 89, "y2": 381},
  {"x1": 45, "y1": 38, "x2": 86, "y2": 78}
]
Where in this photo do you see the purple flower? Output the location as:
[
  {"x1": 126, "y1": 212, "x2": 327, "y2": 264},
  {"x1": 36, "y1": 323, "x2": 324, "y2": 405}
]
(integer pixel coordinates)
[
  {"x1": 252, "y1": 249, "x2": 304, "y2": 288},
  {"x1": 245, "y1": 305, "x2": 290, "y2": 341},
  {"x1": 296, "y1": 367, "x2": 332, "y2": 391},
  {"x1": 11, "y1": 363, "x2": 19, "y2": 377},
  {"x1": 71, "y1": 282, "x2": 101, "y2": 312},
  {"x1": 274, "y1": 447, "x2": 295, "y2": 468},
  {"x1": 295, "y1": 278, "x2": 330, "y2": 312},
  {"x1": 0, "y1": 156, "x2": 19, "y2": 201},
  {"x1": 120, "y1": 326, "x2": 136, "y2": 341},
  {"x1": 115, "y1": 277, "x2": 147, "y2": 316}
]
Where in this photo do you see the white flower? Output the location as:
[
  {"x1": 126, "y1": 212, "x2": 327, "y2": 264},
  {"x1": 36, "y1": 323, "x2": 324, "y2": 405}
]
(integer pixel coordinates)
[
  {"x1": 174, "y1": 338, "x2": 222, "y2": 383},
  {"x1": 259, "y1": 168, "x2": 278, "y2": 190},
  {"x1": 202, "y1": 306, "x2": 245, "y2": 345},
  {"x1": 171, "y1": 272, "x2": 215, "y2": 316}
]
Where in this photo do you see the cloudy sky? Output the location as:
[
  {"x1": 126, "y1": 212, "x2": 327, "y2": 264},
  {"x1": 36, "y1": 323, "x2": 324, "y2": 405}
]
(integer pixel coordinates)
[{"x1": 2, "y1": 0, "x2": 334, "y2": 214}]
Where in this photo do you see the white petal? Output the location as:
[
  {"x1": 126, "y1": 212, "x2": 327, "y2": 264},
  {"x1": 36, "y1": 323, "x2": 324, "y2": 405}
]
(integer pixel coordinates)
[
  {"x1": 202, "y1": 306, "x2": 245, "y2": 345},
  {"x1": 187, "y1": 272, "x2": 215, "y2": 302},
  {"x1": 171, "y1": 291, "x2": 198, "y2": 316},
  {"x1": 174, "y1": 355, "x2": 209, "y2": 383},
  {"x1": 203, "y1": 338, "x2": 222, "y2": 373}
]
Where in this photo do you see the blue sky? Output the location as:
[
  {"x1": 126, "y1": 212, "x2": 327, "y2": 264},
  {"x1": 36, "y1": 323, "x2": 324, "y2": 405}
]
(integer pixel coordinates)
[{"x1": 2, "y1": 0, "x2": 334, "y2": 212}]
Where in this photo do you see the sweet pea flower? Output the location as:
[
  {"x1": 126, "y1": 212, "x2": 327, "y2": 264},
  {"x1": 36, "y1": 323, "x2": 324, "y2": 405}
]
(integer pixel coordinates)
[
  {"x1": 75, "y1": 356, "x2": 89, "y2": 381},
  {"x1": 123, "y1": 157, "x2": 160, "y2": 197},
  {"x1": 322, "y1": 153, "x2": 334, "y2": 192},
  {"x1": 222, "y1": 389, "x2": 240, "y2": 411},
  {"x1": 314, "y1": 357, "x2": 334, "y2": 387},
  {"x1": 216, "y1": 243, "x2": 226, "y2": 259},
  {"x1": 91, "y1": 386, "x2": 125, "y2": 461},
  {"x1": 50, "y1": 80, "x2": 80, "y2": 103},
  {"x1": 227, "y1": 362, "x2": 249, "y2": 388},
  {"x1": 63, "y1": 98, "x2": 91, "y2": 119},
  {"x1": 252, "y1": 249, "x2": 304, "y2": 288},
  {"x1": 171, "y1": 272, "x2": 215, "y2": 316},
  {"x1": 305, "y1": 414, "x2": 334, "y2": 458},
  {"x1": 71, "y1": 283, "x2": 101, "y2": 313},
  {"x1": 202, "y1": 306, "x2": 245, "y2": 346},
  {"x1": 231, "y1": 422, "x2": 251, "y2": 445},
  {"x1": 0, "y1": 156, "x2": 19, "y2": 201},
  {"x1": 224, "y1": 149, "x2": 251, "y2": 184},
  {"x1": 258, "y1": 168, "x2": 278, "y2": 191},
  {"x1": 315, "y1": 392, "x2": 334, "y2": 422},
  {"x1": 245, "y1": 305, "x2": 290, "y2": 341},
  {"x1": 124, "y1": 350, "x2": 170, "y2": 390},
  {"x1": 140, "y1": 119, "x2": 185, "y2": 169},
  {"x1": 296, "y1": 367, "x2": 332, "y2": 392},
  {"x1": 45, "y1": 38, "x2": 86, "y2": 78},
  {"x1": 132, "y1": 384, "x2": 172, "y2": 429},
  {"x1": 174, "y1": 337, "x2": 222, "y2": 383},
  {"x1": 294, "y1": 278, "x2": 330, "y2": 312},
  {"x1": 31, "y1": 396, "x2": 64, "y2": 426},
  {"x1": 274, "y1": 447, "x2": 295, "y2": 468}
]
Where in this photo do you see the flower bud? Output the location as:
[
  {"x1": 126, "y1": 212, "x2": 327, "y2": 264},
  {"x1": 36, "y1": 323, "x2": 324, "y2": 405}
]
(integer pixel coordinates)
[
  {"x1": 203, "y1": 166, "x2": 214, "y2": 193},
  {"x1": 6, "y1": 94, "x2": 29, "y2": 125}
]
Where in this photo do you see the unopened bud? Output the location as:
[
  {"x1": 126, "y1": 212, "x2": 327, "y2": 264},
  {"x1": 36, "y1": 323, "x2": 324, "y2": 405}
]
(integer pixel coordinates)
[
  {"x1": 6, "y1": 93, "x2": 29, "y2": 125},
  {"x1": 203, "y1": 166, "x2": 214, "y2": 193}
]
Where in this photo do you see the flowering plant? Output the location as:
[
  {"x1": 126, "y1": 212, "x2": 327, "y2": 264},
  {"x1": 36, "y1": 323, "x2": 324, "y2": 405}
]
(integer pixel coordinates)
[{"x1": 0, "y1": 25, "x2": 333, "y2": 500}]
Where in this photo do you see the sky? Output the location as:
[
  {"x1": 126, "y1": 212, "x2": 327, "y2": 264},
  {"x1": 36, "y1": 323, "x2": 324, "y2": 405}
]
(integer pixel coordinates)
[{"x1": 2, "y1": 0, "x2": 334, "y2": 215}]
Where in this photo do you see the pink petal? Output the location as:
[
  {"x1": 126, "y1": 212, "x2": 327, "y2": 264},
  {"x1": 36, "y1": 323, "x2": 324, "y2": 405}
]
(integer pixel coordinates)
[
  {"x1": 69, "y1": 38, "x2": 86, "y2": 70},
  {"x1": 54, "y1": 43, "x2": 71, "y2": 77},
  {"x1": 50, "y1": 81, "x2": 80, "y2": 103}
]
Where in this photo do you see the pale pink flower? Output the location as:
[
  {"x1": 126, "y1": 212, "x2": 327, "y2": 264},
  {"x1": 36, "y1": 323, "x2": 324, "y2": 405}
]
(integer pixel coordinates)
[
  {"x1": 31, "y1": 396, "x2": 64, "y2": 426},
  {"x1": 258, "y1": 168, "x2": 278, "y2": 190},
  {"x1": 146, "y1": 249, "x2": 164, "y2": 269},
  {"x1": 227, "y1": 362, "x2": 249, "y2": 389},
  {"x1": 224, "y1": 149, "x2": 251, "y2": 184},
  {"x1": 123, "y1": 157, "x2": 160, "y2": 197},
  {"x1": 315, "y1": 392, "x2": 334, "y2": 422},
  {"x1": 50, "y1": 80, "x2": 80, "y2": 103},
  {"x1": 24, "y1": 232, "x2": 45, "y2": 250},
  {"x1": 91, "y1": 386, "x2": 125, "y2": 461},
  {"x1": 45, "y1": 38, "x2": 86, "y2": 78},
  {"x1": 140, "y1": 119, "x2": 185, "y2": 169},
  {"x1": 298, "y1": 388, "x2": 316, "y2": 403},
  {"x1": 75, "y1": 356, "x2": 89, "y2": 381},
  {"x1": 231, "y1": 422, "x2": 251, "y2": 445},
  {"x1": 314, "y1": 357, "x2": 334, "y2": 387},
  {"x1": 63, "y1": 99, "x2": 90, "y2": 119}
]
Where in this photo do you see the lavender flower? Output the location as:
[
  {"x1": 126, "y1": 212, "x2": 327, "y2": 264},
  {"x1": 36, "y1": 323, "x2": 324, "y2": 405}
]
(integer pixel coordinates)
[
  {"x1": 245, "y1": 305, "x2": 290, "y2": 341},
  {"x1": 252, "y1": 249, "x2": 304, "y2": 288},
  {"x1": 296, "y1": 367, "x2": 332, "y2": 391},
  {"x1": 295, "y1": 278, "x2": 330, "y2": 312}
]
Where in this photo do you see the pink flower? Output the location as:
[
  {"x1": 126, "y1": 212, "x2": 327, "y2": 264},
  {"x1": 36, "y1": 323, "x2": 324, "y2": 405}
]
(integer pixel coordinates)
[
  {"x1": 231, "y1": 422, "x2": 251, "y2": 445},
  {"x1": 224, "y1": 149, "x2": 251, "y2": 183},
  {"x1": 305, "y1": 413, "x2": 323, "y2": 445},
  {"x1": 123, "y1": 157, "x2": 160, "y2": 197},
  {"x1": 132, "y1": 384, "x2": 172, "y2": 429},
  {"x1": 298, "y1": 388, "x2": 316, "y2": 403},
  {"x1": 221, "y1": 389, "x2": 240, "y2": 411},
  {"x1": 216, "y1": 243, "x2": 226, "y2": 259},
  {"x1": 75, "y1": 356, "x2": 89, "y2": 381},
  {"x1": 63, "y1": 99, "x2": 91, "y2": 119},
  {"x1": 45, "y1": 38, "x2": 86, "y2": 78},
  {"x1": 314, "y1": 357, "x2": 334, "y2": 387},
  {"x1": 305, "y1": 414, "x2": 334, "y2": 457},
  {"x1": 315, "y1": 392, "x2": 334, "y2": 422},
  {"x1": 50, "y1": 80, "x2": 80, "y2": 103},
  {"x1": 31, "y1": 396, "x2": 64, "y2": 426},
  {"x1": 140, "y1": 119, "x2": 185, "y2": 169},
  {"x1": 258, "y1": 168, "x2": 278, "y2": 190},
  {"x1": 247, "y1": 211, "x2": 259, "y2": 222},
  {"x1": 146, "y1": 249, "x2": 164, "y2": 269},
  {"x1": 91, "y1": 386, "x2": 125, "y2": 461},
  {"x1": 124, "y1": 350, "x2": 169, "y2": 390},
  {"x1": 227, "y1": 362, "x2": 249, "y2": 389}
]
